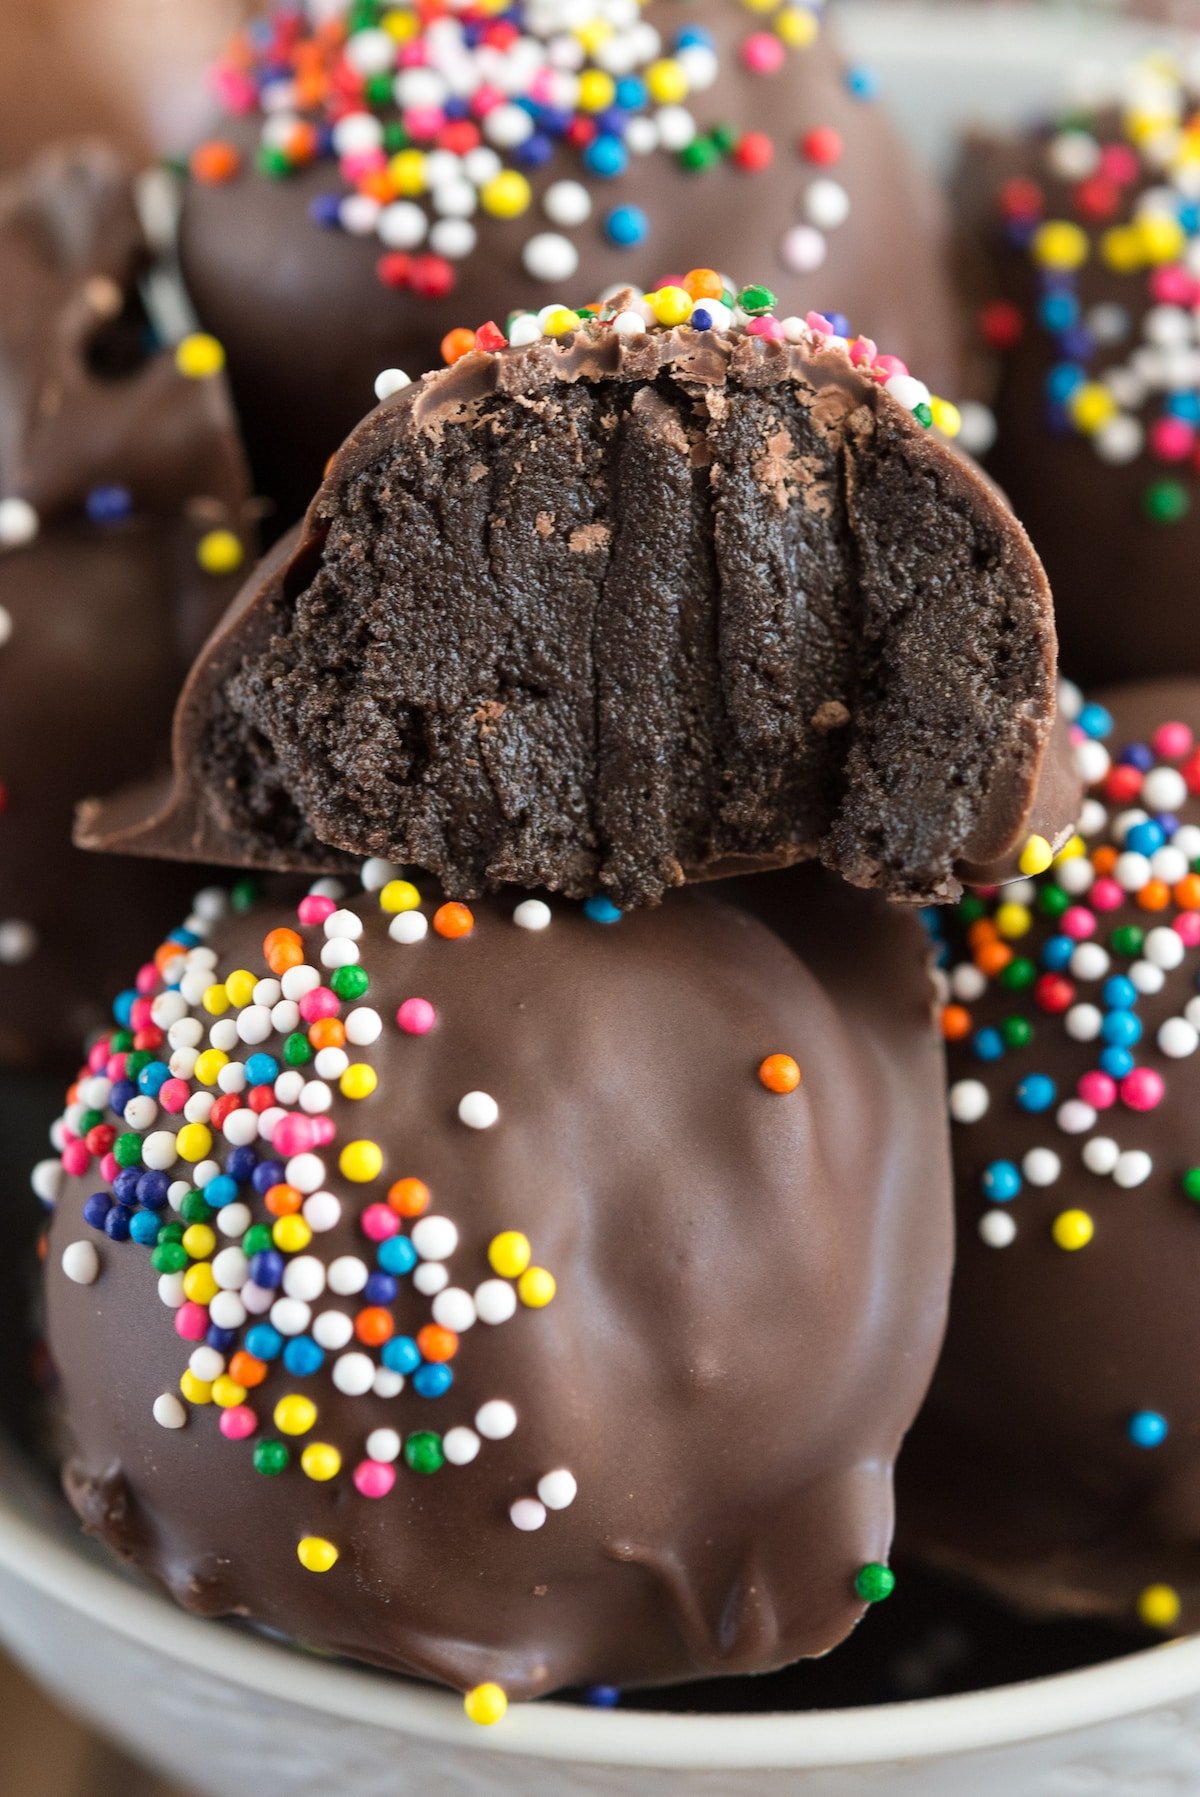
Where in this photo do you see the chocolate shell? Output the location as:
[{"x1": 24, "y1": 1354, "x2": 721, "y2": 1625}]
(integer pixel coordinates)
[
  {"x1": 0, "y1": 142, "x2": 255, "y2": 1072},
  {"x1": 903, "y1": 678, "x2": 1200, "y2": 1636},
  {"x1": 77, "y1": 310, "x2": 1075, "y2": 908},
  {"x1": 44, "y1": 862, "x2": 951, "y2": 1701},
  {"x1": 176, "y1": 0, "x2": 962, "y2": 526}
]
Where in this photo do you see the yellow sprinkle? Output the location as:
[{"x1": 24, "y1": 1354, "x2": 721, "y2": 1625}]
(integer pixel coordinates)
[
  {"x1": 776, "y1": 4, "x2": 819, "y2": 45},
  {"x1": 197, "y1": 528, "x2": 244, "y2": 576},
  {"x1": 518, "y1": 1266, "x2": 557, "y2": 1308},
  {"x1": 1052, "y1": 1209, "x2": 1094, "y2": 1252},
  {"x1": 480, "y1": 170, "x2": 531, "y2": 219},
  {"x1": 340, "y1": 1063, "x2": 378, "y2": 1101},
  {"x1": 211, "y1": 1376, "x2": 248, "y2": 1409},
  {"x1": 1031, "y1": 220, "x2": 1089, "y2": 273},
  {"x1": 1019, "y1": 834, "x2": 1054, "y2": 877},
  {"x1": 1054, "y1": 833, "x2": 1087, "y2": 863},
  {"x1": 646, "y1": 58, "x2": 688, "y2": 104},
  {"x1": 180, "y1": 1370, "x2": 213, "y2": 1405},
  {"x1": 1068, "y1": 382, "x2": 1117, "y2": 435},
  {"x1": 464, "y1": 1683, "x2": 508, "y2": 1726},
  {"x1": 382, "y1": 7, "x2": 419, "y2": 41},
  {"x1": 193, "y1": 1049, "x2": 229, "y2": 1087},
  {"x1": 183, "y1": 1262, "x2": 218, "y2": 1305},
  {"x1": 488, "y1": 1230, "x2": 531, "y2": 1278},
  {"x1": 1138, "y1": 1583, "x2": 1182, "y2": 1629},
  {"x1": 389, "y1": 148, "x2": 426, "y2": 194},
  {"x1": 182, "y1": 1223, "x2": 217, "y2": 1261},
  {"x1": 175, "y1": 332, "x2": 225, "y2": 379},
  {"x1": 297, "y1": 1535, "x2": 339, "y2": 1573},
  {"x1": 225, "y1": 969, "x2": 257, "y2": 1008},
  {"x1": 741, "y1": 0, "x2": 779, "y2": 14},
  {"x1": 929, "y1": 397, "x2": 961, "y2": 439},
  {"x1": 649, "y1": 285, "x2": 692, "y2": 326},
  {"x1": 574, "y1": 16, "x2": 612, "y2": 51},
  {"x1": 995, "y1": 902, "x2": 1032, "y2": 941},
  {"x1": 275, "y1": 1394, "x2": 318, "y2": 1436},
  {"x1": 1137, "y1": 212, "x2": 1186, "y2": 265},
  {"x1": 301, "y1": 1442, "x2": 342, "y2": 1482},
  {"x1": 577, "y1": 69, "x2": 615, "y2": 111},
  {"x1": 176, "y1": 1122, "x2": 214, "y2": 1163},
  {"x1": 541, "y1": 307, "x2": 580, "y2": 338},
  {"x1": 340, "y1": 1140, "x2": 384, "y2": 1183},
  {"x1": 273, "y1": 1215, "x2": 313, "y2": 1254},
  {"x1": 201, "y1": 983, "x2": 230, "y2": 1016},
  {"x1": 380, "y1": 878, "x2": 421, "y2": 913}
]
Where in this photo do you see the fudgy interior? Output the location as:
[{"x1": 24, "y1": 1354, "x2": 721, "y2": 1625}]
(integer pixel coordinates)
[{"x1": 200, "y1": 369, "x2": 1049, "y2": 905}]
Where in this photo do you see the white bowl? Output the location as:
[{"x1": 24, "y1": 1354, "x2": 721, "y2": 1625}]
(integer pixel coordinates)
[{"x1": 7, "y1": 8, "x2": 1200, "y2": 1794}]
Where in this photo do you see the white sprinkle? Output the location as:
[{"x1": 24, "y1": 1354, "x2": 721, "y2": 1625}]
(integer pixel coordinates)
[
  {"x1": 361, "y1": 858, "x2": 399, "y2": 891},
  {"x1": 1065, "y1": 1003, "x2": 1103, "y2": 1042},
  {"x1": 62, "y1": 1240, "x2": 99, "y2": 1285},
  {"x1": 522, "y1": 231, "x2": 578, "y2": 284},
  {"x1": 183, "y1": 1093, "x2": 213, "y2": 1125},
  {"x1": 209, "y1": 1291, "x2": 246, "y2": 1331},
  {"x1": 332, "y1": 1352, "x2": 375, "y2": 1396},
  {"x1": 1058, "y1": 1100, "x2": 1097, "y2": 1136},
  {"x1": 510, "y1": 1498, "x2": 546, "y2": 1531},
  {"x1": 189, "y1": 1346, "x2": 225, "y2": 1382},
  {"x1": 377, "y1": 200, "x2": 427, "y2": 250},
  {"x1": 537, "y1": 1469, "x2": 577, "y2": 1510},
  {"x1": 412, "y1": 1215, "x2": 458, "y2": 1261},
  {"x1": 1114, "y1": 851, "x2": 1152, "y2": 892},
  {"x1": 1146, "y1": 926, "x2": 1187, "y2": 971},
  {"x1": 367, "y1": 1427, "x2": 402, "y2": 1463},
  {"x1": 1022, "y1": 1148, "x2": 1061, "y2": 1187},
  {"x1": 324, "y1": 907, "x2": 364, "y2": 941},
  {"x1": 303, "y1": 1191, "x2": 342, "y2": 1233},
  {"x1": 458, "y1": 1090, "x2": 499, "y2": 1130},
  {"x1": 274, "y1": 1070, "x2": 304, "y2": 1108},
  {"x1": 413, "y1": 1261, "x2": 449, "y2": 1295},
  {"x1": 0, "y1": 496, "x2": 38, "y2": 547},
  {"x1": 153, "y1": 1393, "x2": 188, "y2": 1430},
  {"x1": 212, "y1": 1247, "x2": 249, "y2": 1290},
  {"x1": 345, "y1": 1007, "x2": 383, "y2": 1045},
  {"x1": 240, "y1": 1280, "x2": 274, "y2": 1316},
  {"x1": 320, "y1": 937, "x2": 359, "y2": 970},
  {"x1": 1130, "y1": 961, "x2": 1165, "y2": 996},
  {"x1": 281, "y1": 964, "x2": 321, "y2": 1001},
  {"x1": 474, "y1": 1278, "x2": 518, "y2": 1325},
  {"x1": 780, "y1": 223, "x2": 827, "y2": 273},
  {"x1": 950, "y1": 967, "x2": 987, "y2": 1004},
  {"x1": 373, "y1": 1368, "x2": 404, "y2": 1398},
  {"x1": 375, "y1": 368, "x2": 411, "y2": 402},
  {"x1": 476, "y1": 1399, "x2": 517, "y2": 1440},
  {"x1": 122, "y1": 1096, "x2": 157, "y2": 1132},
  {"x1": 1159, "y1": 1017, "x2": 1199, "y2": 1059},
  {"x1": 312, "y1": 1310, "x2": 354, "y2": 1351},
  {"x1": 978, "y1": 1210, "x2": 1017, "y2": 1249},
  {"x1": 328, "y1": 1255, "x2": 369, "y2": 1296},
  {"x1": 300, "y1": 1080, "x2": 333, "y2": 1115},
  {"x1": 0, "y1": 919, "x2": 37, "y2": 964},
  {"x1": 270, "y1": 1297, "x2": 311, "y2": 1337},
  {"x1": 286, "y1": 1152, "x2": 325, "y2": 1193},
  {"x1": 1070, "y1": 943, "x2": 1109, "y2": 982},
  {"x1": 31, "y1": 1159, "x2": 63, "y2": 1206},
  {"x1": 314, "y1": 1047, "x2": 349, "y2": 1080},
  {"x1": 283, "y1": 1255, "x2": 327, "y2": 1302},
  {"x1": 389, "y1": 910, "x2": 428, "y2": 944},
  {"x1": 0, "y1": 605, "x2": 11, "y2": 646},
  {"x1": 948, "y1": 1079, "x2": 989, "y2": 1125},
  {"x1": 443, "y1": 1426, "x2": 481, "y2": 1466},
  {"x1": 804, "y1": 177, "x2": 850, "y2": 230},
  {"x1": 432, "y1": 1287, "x2": 476, "y2": 1333},
  {"x1": 1114, "y1": 1149, "x2": 1153, "y2": 1189},
  {"x1": 223, "y1": 1110, "x2": 260, "y2": 1147},
  {"x1": 513, "y1": 898, "x2": 552, "y2": 932},
  {"x1": 158, "y1": 1272, "x2": 186, "y2": 1308},
  {"x1": 543, "y1": 179, "x2": 592, "y2": 228},
  {"x1": 142, "y1": 1130, "x2": 179, "y2": 1171},
  {"x1": 1082, "y1": 1136, "x2": 1120, "y2": 1176},
  {"x1": 610, "y1": 308, "x2": 648, "y2": 337},
  {"x1": 1143, "y1": 767, "x2": 1188, "y2": 813}
]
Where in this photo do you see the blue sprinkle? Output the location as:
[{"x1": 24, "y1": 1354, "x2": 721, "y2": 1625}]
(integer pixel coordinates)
[
  {"x1": 1119, "y1": 741, "x2": 1154, "y2": 771},
  {"x1": 845, "y1": 64, "x2": 879, "y2": 99},
  {"x1": 85, "y1": 484, "x2": 133, "y2": 525},
  {"x1": 130, "y1": 1210, "x2": 160, "y2": 1246},
  {"x1": 413, "y1": 1362, "x2": 454, "y2": 1399},
  {"x1": 583, "y1": 896, "x2": 623, "y2": 924},
  {"x1": 283, "y1": 1336, "x2": 325, "y2": 1377},
  {"x1": 112, "y1": 988, "x2": 138, "y2": 1027},
  {"x1": 1103, "y1": 975, "x2": 1138, "y2": 1011},
  {"x1": 245, "y1": 1323, "x2": 283, "y2": 1362},
  {"x1": 823, "y1": 311, "x2": 852, "y2": 339},
  {"x1": 378, "y1": 1235, "x2": 417, "y2": 1276},
  {"x1": 973, "y1": 1027, "x2": 1005, "y2": 1063},
  {"x1": 1016, "y1": 1074, "x2": 1056, "y2": 1114},
  {"x1": 226, "y1": 1145, "x2": 257, "y2": 1184},
  {"x1": 382, "y1": 1335, "x2": 421, "y2": 1376},
  {"x1": 251, "y1": 1159, "x2": 284, "y2": 1196},
  {"x1": 1039, "y1": 291, "x2": 1079, "y2": 334},
  {"x1": 604, "y1": 204, "x2": 647, "y2": 248},
  {"x1": 1046, "y1": 362, "x2": 1085, "y2": 404},
  {"x1": 104, "y1": 1205, "x2": 133, "y2": 1241},
  {"x1": 136, "y1": 1171, "x2": 169, "y2": 1211},
  {"x1": 1167, "y1": 391, "x2": 1200, "y2": 424},
  {"x1": 365, "y1": 1271, "x2": 398, "y2": 1306},
  {"x1": 615, "y1": 76, "x2": 646, "y2": 109},
  {"x1": 202, "y1": 1174, "x2": 238, "y2": 1208},
  {"x1": 691, "y1": 306, "x2": 713, "y2": 330},
  {"x1": 1102, "y1": 1009, "x2": 1142, "y2": 1048},
  {"x1": 1099, "y1": 1045, "x2": 1134, "y2": 1080},
  {"x1": 515, "y1": 132, "x2": 554, "y2": 168},
  {"x1": 249, "y1": 1248, "x2": 285, "y2": 1289},
  {"x1": 1041, "y1": 935, "x2": 1073, "y2": 971},
  {"x1": 583, "y1": 1686, "x2": 621, "y2": 1708},
  {"x1": 112, "y1": 1167, "x2": 140, "y2": 1206},
  {"x1": 1128, "y1": 1410, "x2": 1169, "y2": 1449},
  {"x1": 245, "y1": 1054, "x2": 280, "y2": 1088},
  {"x1": 1125, "y1": 820, "x2": 1165, "y2": 857},
  {"x1": 674, "y1": 26, "x2": 713, "y2": 49},
  {"x1": 82, "y1": 1192, "x2": 112, "y2": 1230},
  {"x1": 982, "y1": 1160, "x2": 1022, "y2": 1203},
  {"x1": 137, "y1": 1060, "x2": 171, "y2": 1096},
  {"x1": 585, "y1": 134, "x2": 627, "y2": 179},
  {"x1": 1078, "y1": 702, "x2": 1114, "y2": 740},
  {"x1": 309, "y1": 193, "x2": 342, "y2": 229},
  {"x1": 206, "y1": 1325, "x2": 236, "y2": 1353},
  {"x1": 108, "y1": 1079, "x2": 137, "y2": 1121}
]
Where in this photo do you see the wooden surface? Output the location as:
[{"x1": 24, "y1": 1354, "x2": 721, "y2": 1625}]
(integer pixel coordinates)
[{"x1": 0, "y1": 1650, "x2": 195, "y2": 1797}]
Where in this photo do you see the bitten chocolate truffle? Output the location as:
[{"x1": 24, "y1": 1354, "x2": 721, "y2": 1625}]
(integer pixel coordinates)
[
  {"x1": 78, "y1": 300, "x2": 1074, "y2": 909},
  {"x1": 43, "y1": 863, "x2": 951, "y2": 1707},
  {"x1": 961, "y1": 51, "x2": 1200, "y2": 685},
  {"x1": 903, "y1": 678, "x2": 1200, "y2": 1637},
  {"x1": 0, "y1": 142, "x2": 254, "y2": 1072},
  {"x1": 177, "y1": 0, "x2": 961, "y2": 524}
]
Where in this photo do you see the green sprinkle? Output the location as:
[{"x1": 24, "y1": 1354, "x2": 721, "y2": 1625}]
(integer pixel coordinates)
[
  {"x1": 1110, "y1": 924, "x2": 1144, "y2": 958},
  {"x1": 404, "y1": 1431, "x2": 445, "y2": 1475},
  {"x1": 111, "y1": 1030, "x2": 134, "y2": 1053},
  {"x1": 710, "y1": 122, "x2": 738, "y2": 154},
  {"x1": 957, "y1": 894, "x2": 987, "y2": 925},
  {"x1": 256, "y1": 145, "x2": 293, "y2": 180},
  {"x1": 914, "y1": 402, "x2": 934, "y2": 429},
  {"x1": 366, "y1": 71, "x2": 393, "y2": 106},
  {"x1": 77, "y1": 1109, "x2": 105, "y2": 1135},
  {"x1": 125, "y1": 1050, "x2": 153, "y2": 1079},
  {"x1": 151, "y1": 1242, "x2": 188, "y2": 1275},
  {"x1": 680, "y1": 137, "x2": 721, "y2": 172},
  {"x1": 1143, "y1": 479, "x2": 1190, "y2": 524},
  {"x1": 1038, "y1": 885, "x2": 1070, "y2": 918},
  {"x1": 1000, "y1": 957, "x2": 1036, "y2": 991},
  {"x1": 1001, "y1": 1016, "x2": 1033, "y2": 1050},
  {"x1": 113, "y1": 1132, "x2": 144, "y2": 1169},
  {"x1": 1183, "y1": 1168, "x2": 1200, "y2": 1202},
  {"x1": 253, "y1": 1440, "x2": 289, "y2": 1477},
  {"x1": 331, "y1": 965, "x2": 370, "y2": 1001},
  {"x1": 179, "y1": 1191, "x2": 213, "y2": 1225},
  {"x1": 855, "y1": 1562, "x2": 896, "y2": 1603},
  {"x1": 737, "y1": 282, "x2": 778, "y2": 316},
  {"x1": 284, "y1": 1031, "x2": 313, "y2": 1066},
  {"x1": 231, "y1": 877, "x2": 261, "y2": 914},
  {"x1": 243, "y1": 1224, "x2": 274, "y2": 1257}
]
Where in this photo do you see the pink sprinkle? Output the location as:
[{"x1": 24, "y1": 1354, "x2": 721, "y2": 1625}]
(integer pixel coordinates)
[
  {"x1": 1122, "y1": 1067, "x2": 1164, "y2": 1111},
  {"x1": 130, "y1": 997, "x2": 154, "y2": 1031},
  {"x1": 361, "y1": 1202, "x2": 399, "y2": 1242},
  {"x1": 61, "y1": 1141, "x2": 91, "y2": 1178},
  {"x1": 220, "y1": 1406, "x2": 258, "y2": 1442},
  {"x1": 1176, "y1": 913, "x2": 1200, "y2": 946},
  {"x1": 1099, "y1": 143, "x2": 1139, "y2": 185},
  {"x1": 850, "y1": 336, "x2": 877, "y2": 367},
  {"x1": 806, "y1": 309, "x2": 832, "y2": 337},
  {"x1": 354, "y1": 1459, "x2": 396, "y2": 1499},
  {"x1": 403, "y1": 105, "x2": 445, "y2": 143},
  {"x1": 1154, "y1": 721, "x2": 1193, "y2": 761},
  {"x1": 1090, "y1": 878, "x2": 1124, "y2": 912},
  {"x1": 99, "y1": 1152, "x2": 118, "y2": 1184},
  {"x1": 87, "y1": 1043, "x2": 108, "y2": 1074},
  {"x1": 175, "y1": 1302, "x2": 209, "y2": 1342},
  {"x1": 274, "y1": 1114, "x2": 320, "y2": 1158},
  {"x1": 874, "y1": 354, "x2": 909, "y2": 381},
  {"x1": 159, "y1": 1079, "x2": 190, "y2": 1114},
  {"x1": 299, "y1": 986, "x2": 339, "y2": 1023},
  {"x1": 471, "y1": 83, "x2": 504, "y2": 117},
  {"x1": 396, "y1": 997, "x2": 437, "y2": 1035},
  {"x1": 134, "y1": 962, "x2": 158, "y2": 994},
  {"x1": 1078, "y1": 1070, "x2": 1116, "y2": 1110},
  {"x1": 1061, "y1": 906, "x2": 1096, "y2": 941},
  {"x1": 747, "y1": 316, "x2": 785, "y2": 340},
  {"x1": 742, "y1": 30, "x2": 785, "y2": 74},
  {"x1": 312, "y1": 1116, "x2": 337, "y2": 1147},
  {"x1": 106, "y1": 1053, "x2": 128, "y2": 1081},
  {"x1": 528, "y1": 68, "x2": 558, "y2": 106},
  {"x1": 212, "y1": 66, "x2": 258, "y2": 114},
  {"x1": 1151, "y1": 266, "x2": 1193, "y2": 307},
  {"x1": 396, "y1": 40, "x2": 429, "y2": 68},
  {"x1": 298, "y1": 894, "x2": 337, "y2": 926},
  {"x1": 339, "y1": 148, "x2": 387, "y2": 182},
  {"x1": 1151, "y1": 417, "x2": 1194, "y2": 463}
]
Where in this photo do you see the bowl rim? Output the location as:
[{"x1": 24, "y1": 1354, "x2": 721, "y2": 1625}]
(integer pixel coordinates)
[{"x1": 1, "y1": 1466, "x2": 1198, "y2": 1772}]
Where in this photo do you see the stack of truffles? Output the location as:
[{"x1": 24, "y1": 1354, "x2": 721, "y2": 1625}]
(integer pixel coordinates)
[{"x1": 15, "y1": 0, "x2": 1200, "y2": 1731}]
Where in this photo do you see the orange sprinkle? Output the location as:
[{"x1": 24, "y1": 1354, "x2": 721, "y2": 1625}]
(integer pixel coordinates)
[
  {"x1": 229, "y1": 1351, "x2": 268, "y2": 1389},
  {"x1": 683, "y1": 266, "x2": 724, "y2": 300},
  {"x1": 967, "y1": 918, "x2": 998, "y2": 950},
  {"x1": 154, "y1": 940, "x2": 181, "y2": 974},
  {"x1": 190, "y1": 139, "x2": 241, "y2": 184},
  {"x1": 758, "y1": 1053, "x2": 801, "y2": 1094},
  {"x1": 441, "y1": 327, "x2": 477, "y2": 366},
  {"x1": 359, "y1": 167, "x2": 395, "y2": 203},
  {"x1": 1176, "y1": 874, "x2": 1200, "y2": 910},
  {"x1": 1137, "y1": 879, "x2": 1171, "y2": 912},
  {"x1": 308, "y1": 1017, "x2": 346, "y2": 1051},
  {"x1": 941, "y1": 1004, "x2": 972, "y2": 1041},
  {"x1": 1092, "y1": 844, "x2": 1118, "y2": 876},
  {"x1": 433, "y1": 901, "x2": 475, "y2": 939},
  {"x1": 975, "y1": 940, "x2": 1013, "y2": 977},
  {"x1": 417, "y1": 1324, "x2": 459, "y2": 1362},
  {"x1": 265, "y1": 1182, "x2": 303, "y2": 1217},
  {"x1": 355, "y1": 1307, "x2": 395, "y2": 1347},
  {"x1": 284, "y1": 121, "x2": 320, "y2": 164},
  {"x1": 388, "y1": 1177, "x2": 431, "y2": 1217},
  {"x1": 263, "y1": 927, "x2": 304, "y2": 975}
]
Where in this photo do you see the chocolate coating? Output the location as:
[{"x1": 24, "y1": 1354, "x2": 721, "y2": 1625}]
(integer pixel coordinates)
[
  {"x1": 45, "y1": 865, "x2": 950, "y2": 1699},
  {"x1": 177, "y1": 0, "x2": 961, "y2": 527},
  {"x1": 903, "y1": 678, "x2": 1200, "y2": 1633},
  {"x1": 0, "y1": 142, "x2": 254, "y2": 1071},
  {"x1": 958, "y1": 55, "x2": 1200, "y2": 685},
  {"x1": 78, "y1": 315, "x2": 1071, "y2": 908}
]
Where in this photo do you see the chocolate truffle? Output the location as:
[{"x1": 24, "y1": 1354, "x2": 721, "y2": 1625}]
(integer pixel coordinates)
[
  {"x1": 961, "y1": 50, "x2": 1200, "y2": 686},
  {"x1": 903, "y1": 678, "x2": 1200, "y2": 1637},
  {"x1": 43, "y1": 862, "x2": 951, "y2": 1705},
  {"x1": 0, "y1": 142, "x2": 254, "y2": 1071},
  {"x1": 78, "y1": 300, "x2": 1074, "y2": 909},
  {"x1": 177, "y1": 0, "x2": 961, "y2": 524}
]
